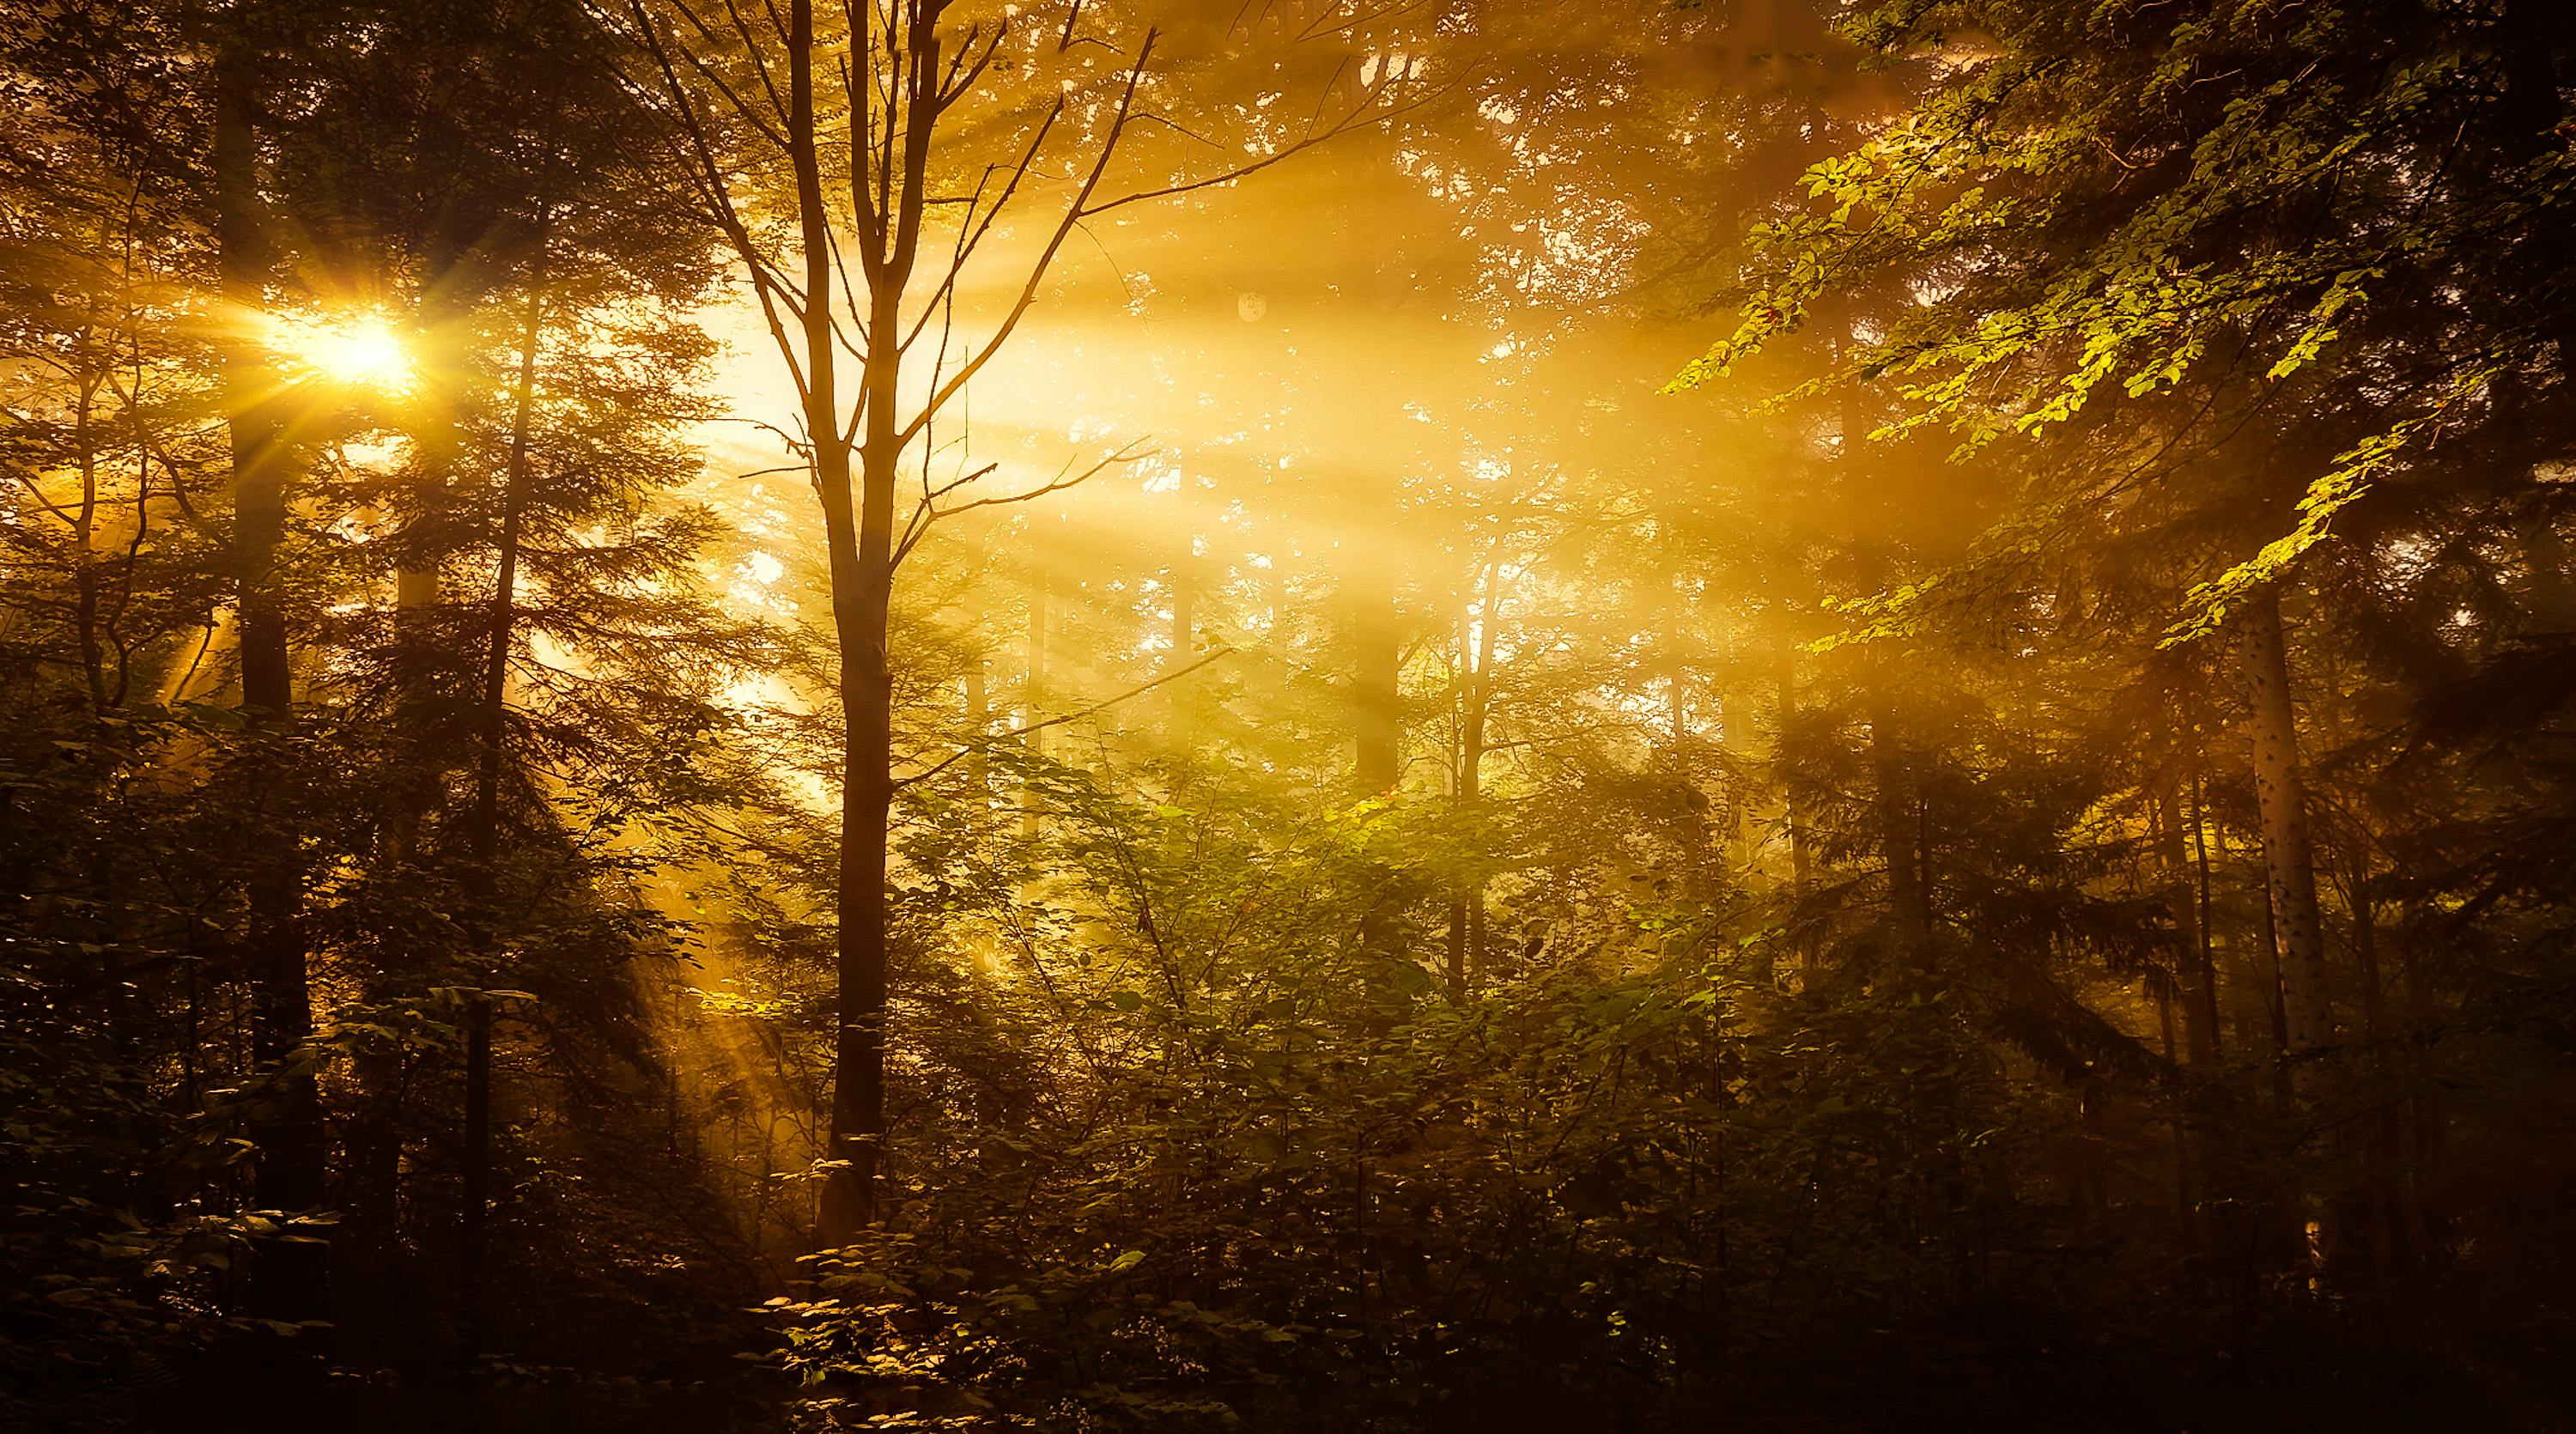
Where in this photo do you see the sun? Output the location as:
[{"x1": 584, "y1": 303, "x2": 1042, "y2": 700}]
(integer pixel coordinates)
[
  {"x1": 303, "y1": 316, "x2": 415, "y2": 392},
  {"x1": 269, "y1": 310, "x2": 416, "y2": 395}
]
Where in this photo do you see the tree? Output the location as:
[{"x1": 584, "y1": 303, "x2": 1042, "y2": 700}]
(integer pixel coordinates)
[{"x1": 617, "y1": 0, "x2": 1431, "y2": 1243}]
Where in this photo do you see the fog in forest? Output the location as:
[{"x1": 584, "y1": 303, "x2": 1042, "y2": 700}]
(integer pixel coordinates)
[{"x1": 9, "y1": 2, "x2": 2576, "y2": 1430}]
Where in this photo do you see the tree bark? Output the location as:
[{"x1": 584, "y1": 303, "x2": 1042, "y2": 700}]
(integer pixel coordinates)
[{"x1": 2237, "y1": 588, "x2": 2332, "y2": 1057}]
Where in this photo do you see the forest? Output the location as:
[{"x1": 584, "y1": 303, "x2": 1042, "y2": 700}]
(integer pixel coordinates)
[{"x1": 7, "y1": 0, "x2": 2576, "y2": 1428}]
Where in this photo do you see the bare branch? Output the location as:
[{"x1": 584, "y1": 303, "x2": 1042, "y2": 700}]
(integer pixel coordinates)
[
  {"x1": 898, "y1": 31, "x2": 1157, "y2": 447},
  {"x1": 895, "y1": 646, "x2": 1235, "y2": 791},
  {"x1": 1079, "y1": 63, "x2": 1454, "y2": 219},
  {"x1": 899, "y1": 98, "x2": 1066, "y2": 355},
  {"x1": 893, "y1": 438, "x2": 1149, "y2": 568}
]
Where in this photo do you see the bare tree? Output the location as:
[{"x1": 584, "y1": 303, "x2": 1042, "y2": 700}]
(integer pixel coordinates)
[{"x1": 611, "y1": 0, "x2": 1437, "y2": 1243}]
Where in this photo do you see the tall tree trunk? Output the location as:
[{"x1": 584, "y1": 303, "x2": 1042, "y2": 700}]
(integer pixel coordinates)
[
  {"x1": 217, "y1": 25, "x2": 325, "y2": 1326},
  {"x1": 2156, "y1": 981, "x2": 2195, "y2": 1236},
  {"x1": 2251, "y1": 844, "x2": 2292, "y2": 1063},
  {"x1": 811, "y1": 0, "x2": 931, "y2": 1243},
  {"x1": 2238, "y1": 588, "x2": 2332, "y2": 1057},
  {"x1": 817, "y1": 308, "x2": 896, "y2": 1246},
  {"x1": 2154, "y1": 775, "x2": 2219, "y2": 1066},
  {"x1": 1443, "y1": 570, "x2": 1496, "y2": 999},
  {"x1": 1778, "y1": 651, "x2": 1815, "y2": 981},
  {"x1": 2187, "y1": 763, "x2": 2226, "y2": 1061},
  {"x1": 787, "y1": 0, "x2": 881, "y2": 1248}
]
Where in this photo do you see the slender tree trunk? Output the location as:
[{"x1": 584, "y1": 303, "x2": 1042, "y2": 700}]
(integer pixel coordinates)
[
  {"x1": 1778, "y1": 652, "x2": 1815, "y2": 981},
  {"x1": 2253, "y1": 851, "x2": 2292, "y2": 1059},
  {"x1": 965, "y1": 658, "x2": 989, "y2": 793},
  {"x1": 73, "y1": 375, "x2": 110, "y2": 711},
  {"x1": 1869, "y1": 678, "x2": 1925, "y2": 951},
  {"x1": 811, "y1": 0, "x2": 930, "y2": 1243},
  {"x1": 351, "y1": 217, "x2": 482, "y2": 1280},
  {"x1": 2154, "y1": 776, "x2": 2219, "y2": 1066},
  {"x1": 2188, "y1": 763, "x2": 2225, "y2": 1060},
  {"x1": 1019, "y1": 556, "x2": 1050, "y2": 856},
  {"x1": 380, "y1": 261, "x2": 469, "y2": 866},
  {"x1": 218, "y1": 27, "x2": 325, "y2": 1326},
  {"x1": 2157, "y1": 981, "x2": 2195, "y2": 1234},
  {"x1": 1350, "y1": 533, "x2": 1403, "y2": 966},
  {"x1": 786, "y1": 0, "x2": 881, "y2": 1247},
  {"x1": 1169, "y1": 483, "x2": 1195, "y2": 744},
  {"x1": 2346, "y1": 861, "x2": 2410, "y2": 1285},
  {"x1": 2238, "y1": 588, "x2": 2332, "y2": 1057},
  {"x1": 1443, "y1": 576, "x2": 1495, "y2": 999}
]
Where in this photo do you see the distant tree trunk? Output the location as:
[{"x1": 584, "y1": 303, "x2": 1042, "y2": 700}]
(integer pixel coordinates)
[
  {"x1": 2344, "y1": 860, "x2": 2412, "y2": 1285},
  {"x1": 2154, "y1": 775, "x2": 2219, "y2": 1066},
  {"x1": 964, "y1": 658, "x2": 989, "y2": 793},
  {"x1": 1024, "y1": 558, "x2": 1048, "y2": 842},
  {"x1": 2348, "y1": 864, "x2": 2385, "y2": 1043},
  {"x1": 1169, "y1": 483, "x2": 1195, "y2": 744},
  {"x1": 2187, "y1": 763, "x2": 2226, "y2": 1062},
  {"x1": 1778, "y1": 651, "x2": 1815, "y2": 981},
  {"x1": 1443, "y1": 565, "x2": 1497, "y2": 999},
  {"x1": 2237, "y1": 588, "x2": 2332, "y2": 1057},
  {"x1": 1352, "y1": 556, "x2": 1400, "y2": 793},
  {"x1": 2156, "y1": 980, "x2": 2194, "y2": 1234},
  {"x1": 70, "y1": 374, "x2": 109, "y2": 711},
  {"x1": 217, "y1": 27, "x2": 325, "y2": 1326},
  {"x1": 1869, "y1": 678, "x2": 1926, "y2": 951}
]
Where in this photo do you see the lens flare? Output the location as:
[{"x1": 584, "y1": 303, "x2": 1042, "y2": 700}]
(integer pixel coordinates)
[{"x1": 269, "y1": 311, "x2": 416, "y2": 394}]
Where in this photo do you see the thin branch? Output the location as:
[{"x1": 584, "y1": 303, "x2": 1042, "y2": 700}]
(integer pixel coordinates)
[
  {"x1": 899, "y1": 99, "x2": 1066, "y2": 355},
  {"x1": 894, "y1": 439, "x2": 1149, "y2": 568},
  {"x1": 896, "y1": 646, "x2": 1234, "y2": 790},
  {"x1": 897, "y1": 32, "x2": 1156, "y2": 446},
  {"x1": 1080, "y1": 64, "x2": 1454, "y2": 219}
]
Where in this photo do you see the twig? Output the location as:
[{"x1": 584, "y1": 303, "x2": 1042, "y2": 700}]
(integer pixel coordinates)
[{"x1": 895, "y1": 646, "x2": 1234, "y2": 789}]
